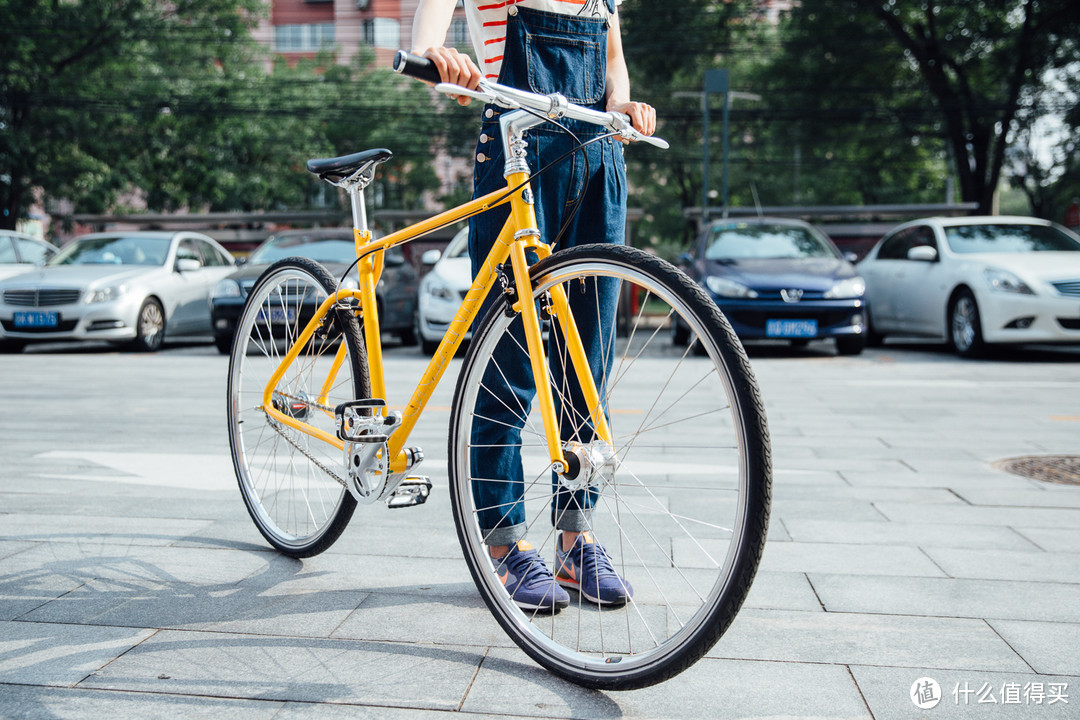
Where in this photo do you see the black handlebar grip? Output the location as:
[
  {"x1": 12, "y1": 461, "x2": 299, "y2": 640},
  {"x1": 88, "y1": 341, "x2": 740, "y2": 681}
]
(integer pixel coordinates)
[{"x1": 393, "y1": 50, "x2": 442, "y2": 84}]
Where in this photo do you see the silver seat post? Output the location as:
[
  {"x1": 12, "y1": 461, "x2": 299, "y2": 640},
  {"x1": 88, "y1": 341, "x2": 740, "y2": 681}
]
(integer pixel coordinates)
[{"x1": 331, "y1": 162, "x2": 376, "y2": 238}]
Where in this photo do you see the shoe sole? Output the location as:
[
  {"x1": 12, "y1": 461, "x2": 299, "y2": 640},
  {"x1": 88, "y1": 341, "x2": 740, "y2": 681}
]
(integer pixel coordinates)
[
  {"x1": 512, "y1": 597, "x2": 569, "y2": 612},
  {"x1": 556, "y1": 577, "x2": 630, "y2": 606}
]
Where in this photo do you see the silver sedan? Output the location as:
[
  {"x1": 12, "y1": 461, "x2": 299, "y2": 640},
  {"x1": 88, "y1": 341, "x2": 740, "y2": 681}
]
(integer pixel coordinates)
[{"x1": 0, "y1": 231, "x2": 235, "y2": 352}]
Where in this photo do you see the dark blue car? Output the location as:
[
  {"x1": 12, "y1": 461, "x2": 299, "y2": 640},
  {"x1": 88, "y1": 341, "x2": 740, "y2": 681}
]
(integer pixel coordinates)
[{"x1": 678, "y1": 218, "x2": 867, "y2": 355}]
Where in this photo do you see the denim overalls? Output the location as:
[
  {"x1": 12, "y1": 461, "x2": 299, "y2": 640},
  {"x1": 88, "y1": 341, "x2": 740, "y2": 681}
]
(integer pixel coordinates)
[{"x1": 468, "y1": 4, "x2": 627, "y2": 546}]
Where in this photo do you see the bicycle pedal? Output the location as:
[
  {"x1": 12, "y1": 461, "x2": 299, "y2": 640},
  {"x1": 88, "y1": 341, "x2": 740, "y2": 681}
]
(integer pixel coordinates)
[
  {"x1": 386, "y1": 476, "x2": 432, "y2": 509},
  {"x1": 335, "y1": 399, "x2": 400, "y2": 443}
]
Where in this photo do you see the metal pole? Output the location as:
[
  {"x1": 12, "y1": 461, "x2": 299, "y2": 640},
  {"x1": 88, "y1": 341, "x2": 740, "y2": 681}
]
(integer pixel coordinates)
[
  {"x1": 703, "y1": 95, "x2": 710, "y2": 225},
  {"x1": 721, "y1": 90, "x2": 730, "y2": 219}
]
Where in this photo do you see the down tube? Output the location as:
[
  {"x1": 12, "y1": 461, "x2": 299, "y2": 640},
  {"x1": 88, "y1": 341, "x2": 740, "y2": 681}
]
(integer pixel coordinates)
[{"x1": 386, "y1": 220, "x2": 515, "y2": 472}]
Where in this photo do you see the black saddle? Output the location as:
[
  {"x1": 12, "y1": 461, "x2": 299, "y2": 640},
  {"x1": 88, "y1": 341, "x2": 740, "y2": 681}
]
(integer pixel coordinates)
[{"x1": 306, "y1": 148, "x2": 393, "y2": 182}]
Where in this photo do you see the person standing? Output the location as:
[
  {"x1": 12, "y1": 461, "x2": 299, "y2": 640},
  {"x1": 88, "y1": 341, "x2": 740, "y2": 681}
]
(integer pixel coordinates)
[{"x1": 410, "y1": 0, "x2": 655, "y2": 612}]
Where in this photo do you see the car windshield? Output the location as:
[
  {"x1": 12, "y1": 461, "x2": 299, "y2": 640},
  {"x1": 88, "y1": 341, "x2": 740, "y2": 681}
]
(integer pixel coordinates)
[
  {"x1": 443, "y1": 231, "x2": 470, "y2": 260},
  {"x1": 49, "y1": 236, "x2": 170, "y2": 266},
  {"x1": 705, "y1": 224, "x2": 837, "y2": 260},
  {"x1": 944, "y1": 224, "x2": 1080, "y2": 254},
  {"x1": 249, "y1": 235, "x2": 356, "y2": 265}
]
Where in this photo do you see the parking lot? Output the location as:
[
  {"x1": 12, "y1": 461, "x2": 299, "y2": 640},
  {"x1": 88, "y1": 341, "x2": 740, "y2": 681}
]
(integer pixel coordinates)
[{"x1": 2, "y1": 336, "x2": 1079, "y2": 719}]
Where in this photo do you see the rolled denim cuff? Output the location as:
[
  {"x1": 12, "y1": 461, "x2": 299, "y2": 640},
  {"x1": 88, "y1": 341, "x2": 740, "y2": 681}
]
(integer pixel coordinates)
[
  {"x1": 481, "y1": 522, "x2": 527, "y2": 547},
  {"x1": 555, "y1": 507, "x2": 591, "y2": 532}
]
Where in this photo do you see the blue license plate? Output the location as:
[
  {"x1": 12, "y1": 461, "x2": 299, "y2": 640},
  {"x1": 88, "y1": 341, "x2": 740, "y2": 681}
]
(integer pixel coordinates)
[
  {"x1": 257, "y1": 307, "x2": 296, "y2": 324},
  {"x1": 766, "y1": 319, "x2": 817, "y2": 338},
  {"x1": 13, "y1": 311, "x2": 59, "y2": 328}
]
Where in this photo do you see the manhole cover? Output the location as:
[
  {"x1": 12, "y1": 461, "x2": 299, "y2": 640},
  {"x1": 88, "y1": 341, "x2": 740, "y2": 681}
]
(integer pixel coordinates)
[{"x1": 995, "y1": 455, "x2": 1080, "y2": 486}]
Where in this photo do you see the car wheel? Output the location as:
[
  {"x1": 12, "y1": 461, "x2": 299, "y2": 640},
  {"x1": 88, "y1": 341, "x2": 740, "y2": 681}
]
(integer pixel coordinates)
[
  {"x1": 129, "y1": 298, "x2": 166, "y2": 352},
  {"x1": 398, "y1": 324, "x2": 418, "y2": 347},
  {"x1": 214, "y1": 333, "x2": 233, "y2": 355},
  {"x1": 865, "y1": 309, "x2": 884, "y2": 347},
  {"x1": 672, "y1": 317, "x2": 690, "y2": 346},
  {"x1": 949, "y1": 289, "x2": 986, "y2": 358},
  {"x1": 836, "y1": 335, "x2": 865, "y2": 356}
]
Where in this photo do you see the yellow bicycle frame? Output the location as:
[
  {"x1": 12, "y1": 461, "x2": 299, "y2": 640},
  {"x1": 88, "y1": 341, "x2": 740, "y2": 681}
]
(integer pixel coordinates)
[{"x1": 260, "y1": 171, "x2": 613, "y2": 478}]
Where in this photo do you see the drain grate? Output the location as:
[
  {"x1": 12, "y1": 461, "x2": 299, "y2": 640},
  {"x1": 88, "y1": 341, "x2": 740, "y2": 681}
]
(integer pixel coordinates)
[{"x1": 995, "y1": 455, "x2": 1080, "y2": 486}]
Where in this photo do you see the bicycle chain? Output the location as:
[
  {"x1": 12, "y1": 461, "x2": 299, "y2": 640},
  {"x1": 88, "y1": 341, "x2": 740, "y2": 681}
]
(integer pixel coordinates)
[{"x1": 263, "y1": 410, "x2": 351, "y2": 491}]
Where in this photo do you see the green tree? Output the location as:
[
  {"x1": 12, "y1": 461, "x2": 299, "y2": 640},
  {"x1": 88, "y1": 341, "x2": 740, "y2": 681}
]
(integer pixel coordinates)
[
  {"x1": 774, "y1": 0, "x2": 1080, "y2": 215},
  {"x1": 0, "y1": 0, "x2": 265, "y2": 230}
]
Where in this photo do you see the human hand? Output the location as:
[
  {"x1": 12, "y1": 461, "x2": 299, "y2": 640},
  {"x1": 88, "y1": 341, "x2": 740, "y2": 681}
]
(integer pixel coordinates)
[
  {"x1": 421, "y1": 47, "x2": 483, "y2": 106},
  {"x1": 607, "y1": 100, "x2": 656, "y2": 140}
]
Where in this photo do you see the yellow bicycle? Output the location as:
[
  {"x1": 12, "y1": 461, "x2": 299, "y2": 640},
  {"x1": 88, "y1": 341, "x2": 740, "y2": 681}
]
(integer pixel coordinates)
[{"x1": 226, "y1": 52, "x2": 771, "y2": 690}]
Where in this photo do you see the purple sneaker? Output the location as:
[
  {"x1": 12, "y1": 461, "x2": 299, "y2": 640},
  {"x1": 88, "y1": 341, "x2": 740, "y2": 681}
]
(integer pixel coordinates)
[
  {"x1": 555, "y1": 532, "x2": 633, "y2": 606},
  {"x1": 494, "y1": 540, "x2": 570, "y2": 612}
]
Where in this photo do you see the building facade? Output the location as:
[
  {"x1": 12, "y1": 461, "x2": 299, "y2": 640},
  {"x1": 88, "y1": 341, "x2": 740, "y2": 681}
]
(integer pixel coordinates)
[{"x1": 253, "y1": 0, "x2": 470, "y2": 68}]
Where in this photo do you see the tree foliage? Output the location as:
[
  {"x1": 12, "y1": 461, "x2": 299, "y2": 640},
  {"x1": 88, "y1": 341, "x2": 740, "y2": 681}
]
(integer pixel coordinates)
[
  {"x1": 0, "y1": 0, "x2": 460, "y2": 232},
  {"x1": 770, "y1": 0, "x2": 1080, "y2": 215}
]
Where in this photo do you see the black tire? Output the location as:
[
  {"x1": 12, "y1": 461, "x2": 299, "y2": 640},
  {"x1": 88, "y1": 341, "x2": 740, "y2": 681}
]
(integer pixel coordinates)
[
  {"x1": 864, "y1": 307, "x2": 885, "y2": 347},
  {"x1": 671, "y1": 317, "x2": 690, "y2": 346},
  {"x1": 227, "y1": 257, "x2": 369, "y2": 558},
  {"x1": 836, "y1": 334, "x2": 865, "y2": 356},
  {"x1": 0, "y1": 339, "x2": 25, "y2": 353},
  {"x1": 398, "y1": 325, "x2": 418, "y2": 347},
  {"x1": 448, "y1": 244, "x2": 771, "y2": 690},
  {"x1": 214, "y1": 333, "x2": 232, "y2": 355},
  {"x1": 129, "y1": 298, "x2": 165, "y2": 352},
  {"x1": 949, "y1": 288, "x2": 986, "y2": 358}
]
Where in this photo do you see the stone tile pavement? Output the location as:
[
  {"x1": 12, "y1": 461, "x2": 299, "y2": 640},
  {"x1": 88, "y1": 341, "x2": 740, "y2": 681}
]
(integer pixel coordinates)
[{"x1": 1, "y1": 341, "x2": 1078, "y2": 718}]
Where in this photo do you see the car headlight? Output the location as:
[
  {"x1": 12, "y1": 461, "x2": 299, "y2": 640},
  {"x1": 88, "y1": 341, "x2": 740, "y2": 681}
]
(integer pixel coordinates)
[
  {"x1": 212, "y1": 279, "x2": 242, "y2": 299},
  {"x1": 984, "y1": 268, "x2": 1034, "y2": 295},
  {"x1": 86, "y1": 285, "x2": 126, "y2": 304},
  {"x1": 424, "y1": 279, "x2": 456, "y2": 302},
  {"x1": 705, "y1": 276, "x2": 758, "y2": 298},
  {"x1": 824, "y1": 277, "x2": 866, "y2": 299}
]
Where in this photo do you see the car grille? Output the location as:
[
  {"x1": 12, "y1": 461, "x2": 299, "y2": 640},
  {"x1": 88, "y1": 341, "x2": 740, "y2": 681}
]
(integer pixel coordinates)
[
  {"x1": 1052, "y1": 280, "x2": 1080, "y2": 297},
  {"x1": 3, "y1": 288, "x2": 82, "y2": 306}
]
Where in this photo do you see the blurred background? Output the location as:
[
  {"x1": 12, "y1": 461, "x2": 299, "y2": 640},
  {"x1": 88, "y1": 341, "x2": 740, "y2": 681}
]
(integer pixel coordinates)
[{"x1": 2, "y1": 0, "x2": 1079, "y2": 261}]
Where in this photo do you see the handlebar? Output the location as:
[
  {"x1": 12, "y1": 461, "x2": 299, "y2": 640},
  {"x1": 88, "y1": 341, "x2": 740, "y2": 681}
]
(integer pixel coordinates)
[{"x1": 393, "y1": 50, "x2": 669, "y2": 150}]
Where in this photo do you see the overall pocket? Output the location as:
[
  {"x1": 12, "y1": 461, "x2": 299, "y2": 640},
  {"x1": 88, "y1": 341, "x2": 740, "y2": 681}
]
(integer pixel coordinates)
[{"x1": 524, "y1": 32, "x2": 604, "y2": 106}]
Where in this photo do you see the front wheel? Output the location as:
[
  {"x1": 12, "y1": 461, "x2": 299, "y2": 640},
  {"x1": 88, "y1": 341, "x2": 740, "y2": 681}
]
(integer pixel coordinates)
[
  {"x1": 227, "y1": 257, "x2": 369, "y2": 557},
  {"x1": 129, "y1": 298, "x2": 165, "y2": 352},
  {"x1": 448, "y1": 244, "x2": 771, "y2": 690},
  {"x1": 949, "y1": 289, "x2": 986, "y2": 358}
]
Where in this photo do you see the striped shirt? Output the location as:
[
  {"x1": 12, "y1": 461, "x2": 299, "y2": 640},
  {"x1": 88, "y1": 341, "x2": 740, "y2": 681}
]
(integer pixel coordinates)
[{"x1": 463, "y1": 0, "x2": 618, "y2": 81}]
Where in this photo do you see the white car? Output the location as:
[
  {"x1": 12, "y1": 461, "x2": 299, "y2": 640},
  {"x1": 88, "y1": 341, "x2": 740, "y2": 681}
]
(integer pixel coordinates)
[
  {"x1": 857, "y1": 216, "x2": 1080, "y2": 356},
  {"x1": 0, "y1": 231, "x2": 235, "y2": 353},
  {"x1": 0, "y1": 230, "x2": 57, "y2": 282},
  {"x1": 416, "y1": 227, "x2": 471, "y2": 354}
]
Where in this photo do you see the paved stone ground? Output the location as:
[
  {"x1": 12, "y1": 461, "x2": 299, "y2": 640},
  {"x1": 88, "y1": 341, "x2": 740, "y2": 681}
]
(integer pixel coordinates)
[{"x1": 1, "y1": 339, "x2": 1078, "y2": 719}]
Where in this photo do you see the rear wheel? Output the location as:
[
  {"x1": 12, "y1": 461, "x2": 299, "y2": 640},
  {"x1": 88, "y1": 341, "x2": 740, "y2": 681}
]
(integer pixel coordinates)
[
  {"x1": 448, "y1": 244, "x2": 771, "y2": 690},
  {"x1": 227, "y1": 257, "x2": 369, "y2": 557}
]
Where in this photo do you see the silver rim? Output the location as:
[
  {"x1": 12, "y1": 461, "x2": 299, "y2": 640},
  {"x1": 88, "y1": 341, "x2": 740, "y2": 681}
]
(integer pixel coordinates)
[
  {"x1": 452, "y1": 258, "x2": 753, "y2": 677},
  {"x1": 140, "y1": 302, "x2": 164, "y2": 348},
  {"x1": 952, "y1": 296, "x2": 976, "y2": 352},
  {"x1": 228, "y1": 267, "x2": 355, "y2": 549}
]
